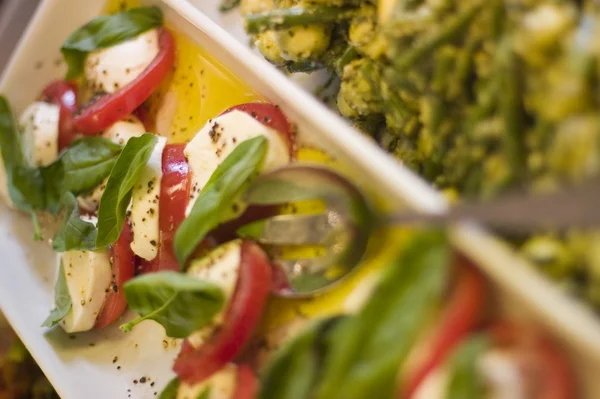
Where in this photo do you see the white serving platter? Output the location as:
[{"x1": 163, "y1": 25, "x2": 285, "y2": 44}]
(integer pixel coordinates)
[{"x1": 1, "y1": 0, "x2": 600, "y2": 397}]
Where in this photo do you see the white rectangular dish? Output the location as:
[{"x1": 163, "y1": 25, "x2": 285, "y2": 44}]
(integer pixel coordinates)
[{"x1": 1, "y1": 0, "x2": 600, "y2": 397}]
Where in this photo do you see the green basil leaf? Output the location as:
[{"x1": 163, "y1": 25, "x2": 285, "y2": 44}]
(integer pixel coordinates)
[
  {"x1": 40, "y1": 160, "x2": 65, "y2": 215},
  {"x1": 0, "y1": 96, "x2": 26, "y2": 170},
  {"x1": 12, "y1": 165, "x2": 46, "y2": 210},
  {"x1": 174, "y1": 136, "x2": 268, "y2": 266},
  {"x1": 41, "y1": 263, "x2": 72, "y2": 327},
  {"x1": 120, "y1": 271, "x2": 225, "y2": 338},
  {"x1": 159, "y1": 377, "x2": 180, "y2": 399},
  {"x1": 259, "y1": 317, "x2": 346, "y2": 399},
  {"x1": 0, "y1": 96, "x2": 46, "y2": 237},
  {"x1": 61, "y1": 6, "x2": 163, "y2": 79},
  {"x1": 315, "y1": 231, "x2": 450, "y2": 399},
  {"x1": 53, "y1": 192, "x2": 97, "y2": 252},
  {"x1": 61, "y1": 137, "x2": 122, "y2": 195},
  {"x1": 197, "y1": 388, "x2": 211, "y2": 399},
  {"x1": 96, "y1": 133, "x2": 157, "y2": 248},
  {"x1": 40, "y1": 137, "x2": 122, "y2": 214},
  {"x1": 447, "y1": 334, "x2": 489, "y2": 399}
]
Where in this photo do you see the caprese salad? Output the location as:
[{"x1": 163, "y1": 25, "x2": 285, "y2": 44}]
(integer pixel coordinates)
[{"x1": 0, "y1": 4, "x2": 578, "y2": 399}]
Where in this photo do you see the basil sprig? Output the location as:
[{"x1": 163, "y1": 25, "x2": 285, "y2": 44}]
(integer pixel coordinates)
[
  {"x1": 41, "y1": 263, "x2": 72, "y2": 327},
  {"x1": 52, "y1": 193, "x2": 97, "y2": 252},
  {"x1": 258, "y1": 231, "x2": 450, "y2": 399},
  {"x1": 96, "y1": 133, "x2": 158, "y2": 248},
  {"x1": 62, "y1": 6, "x2": 163, "y2": 79},
  {"x1": 120, "y1": 271, "x2": 225, "y2": 338},
  {"x1": 174, "y1": 136, "x2": 268, "y2": 266},
  {"x1": 0, "y1": 95, "x2": 124, "y2": 237},
  {"x1": 446, "y1": 334, "x2": 489, "y2": 398}
]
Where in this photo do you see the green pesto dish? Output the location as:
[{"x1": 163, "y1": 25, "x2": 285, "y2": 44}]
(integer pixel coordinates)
[{"x1": 238, "y1": 0, "x2": 600, "y2": 310}]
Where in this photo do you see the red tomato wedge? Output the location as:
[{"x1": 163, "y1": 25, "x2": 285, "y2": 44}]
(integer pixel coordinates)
[
  {"x1": 73, "y1": 28, "x2": 175, "y2": 135},
  {"x1": 233, "y1": 365, "x2": 259, "y2": 399},
  {"x1": 489, "y1": 322, "x2": 575, "y2": 399},
  {"x1": 173, "y1": 240, "x2": 272, "y2": 384},
  {"x1": 95, "y1": 222, "x2": 136, "y2": 329},
  {"x1": 222, "y1": 102, "x2": 295, "y2": 154},
  {"x1": 140, "y1": 144, "x2": 190, "y2": 273},
  {"x1": 41, "y1": 80, "x2": 78, "y2": 150},
  {"x1": 404, "y1": 257, "x2": 487, "y2": 398}
]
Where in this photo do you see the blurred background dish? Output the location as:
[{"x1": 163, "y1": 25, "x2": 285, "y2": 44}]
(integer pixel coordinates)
[{"x1": 0, "y1": 311, "x2": 58, "y2": 399}]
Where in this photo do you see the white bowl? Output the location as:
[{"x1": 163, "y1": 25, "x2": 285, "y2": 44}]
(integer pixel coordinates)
[{"x1": 0, "y1": 0, "x2": 599, "y2": 397}]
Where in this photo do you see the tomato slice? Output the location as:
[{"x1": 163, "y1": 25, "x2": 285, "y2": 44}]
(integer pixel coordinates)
[
  {"x1": 404, "y1": 257, "x2": 487, "y2": 398},
  {"x1": 73, "y1": 28, "x2": 175, "y2": 135},
  {"x1": 95, "y1": 222, "x2": 136, "y2": 329},
  {"x1": 489, "y1": 322, "x2": 575, "y2": 399},
  {"x1": 222, "y1": 102, "x2": 295, "y2": 154},
  {"x1": 140, "y1": 144, "x2": 190, "y2": 273},
  {"x1": 41, "y1": 80, "x2": 78, "y2": 150},
  {"x1": 232, "y1": 365, "x2": 259, "y2": 399},
  {"x1": 173, "y1": 240, "x2": 272, "y2": 383}
]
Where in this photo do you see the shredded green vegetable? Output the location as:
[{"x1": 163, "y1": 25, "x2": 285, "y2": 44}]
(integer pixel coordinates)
[{"x1": 242, "y1": 0, "x2": 600, "y2": 309}]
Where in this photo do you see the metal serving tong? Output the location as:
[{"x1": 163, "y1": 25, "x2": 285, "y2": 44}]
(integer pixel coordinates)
[{"x1": 240, "y1": 165, "x2": 600, "y2": 298}]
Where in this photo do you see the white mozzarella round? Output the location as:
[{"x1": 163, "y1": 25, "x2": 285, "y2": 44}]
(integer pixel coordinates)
[
  {"x1": 78, "y1": 116, "x2": 146, "y2": 212},
  {"x1": 184, "y1": 110, "x2": 291, "y2": 215},
  {"x1": 130, "y1": 136, "x2": 166, "y2": 260},
  {"x1": 177, "y1": 363, "x2": 238, "y2": 399},
  {"x1": 18, "y1": 101, "x2": 60, "y2": 167},
  {"x1": 59, "y1": 216, "x2": 113, "y2": 333},
  {"x1": 85, "y1": 28, "x2": 160, "y2": 94},
  {"x1": 186, "y1": 240, "x2": 243, "y2": 349},
  {"x1": 103, "y1": 115, "x2": 147, "y2": 145}
]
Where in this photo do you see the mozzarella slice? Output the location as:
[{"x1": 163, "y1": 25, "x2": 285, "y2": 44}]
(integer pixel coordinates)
[
  {"x1": 184, "y1": 110, "x2": 290, "y2": 214},
  {"x1": 85, "y1": 29, "x2": 160, "y2": 94},
  {"x1": 186, "y1": 240, "x2": 243, "y2": 348},
  {"x1": 18, "y1": 101, "x2": 60, "y2": 167},
  {"x1": 130, "y1": 136, "x2": 166, "y2": 260},
  {"x1": 103, "y1": 115, "x2": 147, "y2": 145},
  {"x1": 59, "y1": 216, "x2": 112, "y2": 333},
  {"x1": 177, "y1": 364, "x2": 238, "y2": 399},
  {"x1": 78, "y1": 116, "x2": 146, "y2": 212}
]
